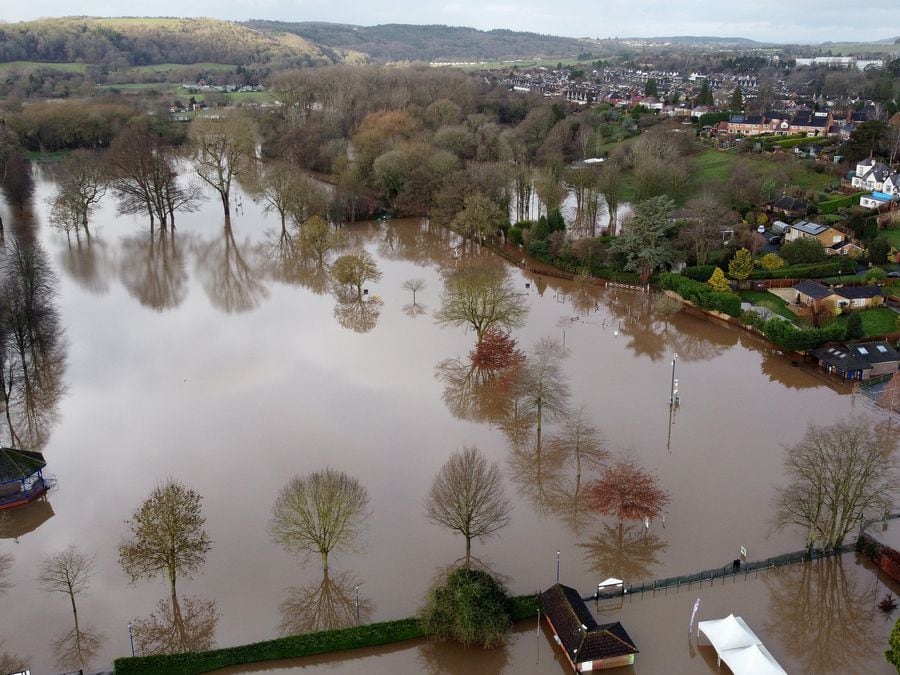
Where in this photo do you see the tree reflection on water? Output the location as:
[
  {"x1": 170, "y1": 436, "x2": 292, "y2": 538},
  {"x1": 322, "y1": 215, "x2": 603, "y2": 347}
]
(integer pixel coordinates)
[
  {"x1": 332, "y1": 291, "x2": 383, "y2": 333},
  {"x1": 58, "y1": 234, "x2": 114, "y2": 295},
  {"x1": 194, "y1": 224, "x2": 267, "y2": 314},
  {"x1": 417, "y1": 634, "x2": 510, "y2": 675},
  {"x1": 278, "y1": 569, "x2": 373, "y2": 636},
  {"x1": 0, "y1": 239, "x2": 66, "y2": 450},
  {"x1": 132, "y1": 595, "x2": 219, "y2": 656},
  {"x1": 764, "y1": 556, "x2": 877, "y2": 674},
  {"x1": 580, "y1": 522, "x2": 669, "y2": 585},
  {"x1": 52, "y1": 626, "x2": 105, "y2": 671},
  {"x1": 119, "y1": 228, "x2": 187, "y2": 311}
]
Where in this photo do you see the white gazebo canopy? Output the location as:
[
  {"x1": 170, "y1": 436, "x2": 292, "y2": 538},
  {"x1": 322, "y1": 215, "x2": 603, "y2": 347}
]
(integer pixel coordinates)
[
  {"x1": 698, "y1": 614, "x2": 788, "y2": 674},
  {"x1": 720, "y1": 643, "x2": 788, "y2": 675},
  {"x1": 697, "y1": 614, "x2": 760, "y2": 652}
]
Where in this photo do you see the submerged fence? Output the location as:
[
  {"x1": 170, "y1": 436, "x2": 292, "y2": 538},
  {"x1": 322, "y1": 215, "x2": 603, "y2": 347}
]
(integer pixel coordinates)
[{"x1": 586, "y1": 543, "x2": 857, "y2": 601}]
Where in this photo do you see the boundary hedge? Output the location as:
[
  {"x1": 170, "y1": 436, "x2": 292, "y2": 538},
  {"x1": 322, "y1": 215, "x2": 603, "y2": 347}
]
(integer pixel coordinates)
[
  {"x1": 658, "y1": 273, "x2": 741, "y2": 317},
  {"x1": 114, "y1": 595, "x2": 541, "y2": 674}
]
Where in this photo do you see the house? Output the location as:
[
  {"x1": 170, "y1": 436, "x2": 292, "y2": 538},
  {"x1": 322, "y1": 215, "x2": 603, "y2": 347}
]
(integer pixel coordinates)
[
  {"x1": 767, "y1": 196, "x2": 809, "y2": 218},
  {"x1": 792, "y1": 279, "x2": 839, "y2": 310},
  {"x1": 538, "y1": 583, "x2": 639, "y2": 672},
  {"x1": 851, "y1": 159, "x2": 895, "y2": 192},
  {"x1": 783, "y1": 220, "x2": 844, "y2": 247},
  {"x1": 827, "y1": 240, "x2": 864, "y2": 257},
  {"x1": 789, "y1": 111, "x2": 832, "y2": 136},
  {"x1": 860, "y1": 192, "x2": 898, "y2": 210},
  {"x1": 833, "y1": 285, "x2": 884, "y2": 310},
  {"x1": 810, "y1": 341, "x2": 900, "y2": 380}
]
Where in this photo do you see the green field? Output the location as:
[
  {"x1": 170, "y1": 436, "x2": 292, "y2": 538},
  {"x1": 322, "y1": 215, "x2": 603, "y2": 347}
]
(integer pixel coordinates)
[
  {"x1": 0, "y1": 60, "x2": 87, "y2": 74},
  {"x1": 127, "y1": 62, "x2": 237, "y2": 74},
  {"x1": 693, "y1": 148, "x2": 836, "y2": 192},
  {"x1": 816, "y1": 42, "x2": 898, "y2": 56}
]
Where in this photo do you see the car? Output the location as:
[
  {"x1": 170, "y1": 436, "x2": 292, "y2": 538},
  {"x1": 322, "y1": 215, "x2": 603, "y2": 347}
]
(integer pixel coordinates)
[
  {"x1": 769, "y1": 236, "x2": 782, "y2": 245},
  {"x1": 887, "y1": 271, "x2": 900, "y2": 278},
  {"x1": 757, "y1": 225, "x2": 766, "y2": 233}
]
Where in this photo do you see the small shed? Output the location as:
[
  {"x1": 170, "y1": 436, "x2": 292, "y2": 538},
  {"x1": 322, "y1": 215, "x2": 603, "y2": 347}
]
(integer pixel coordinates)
[
  {"x1": 538, "y1": 583, "x2": 638, "y2": 672},
  {"x1": 0, "y1": 448, "x2": 49, "y2": 510}
]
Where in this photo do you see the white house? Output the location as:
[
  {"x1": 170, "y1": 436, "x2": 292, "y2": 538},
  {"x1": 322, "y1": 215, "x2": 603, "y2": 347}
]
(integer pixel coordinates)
[{"x1": 851, "y1": 159, "x2": 894, "y2": 192}]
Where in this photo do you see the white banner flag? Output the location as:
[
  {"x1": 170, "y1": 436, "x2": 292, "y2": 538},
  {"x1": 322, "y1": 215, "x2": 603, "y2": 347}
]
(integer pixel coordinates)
[{"x1": 689, "y1": 597, "x2": 701, "y2": 636}]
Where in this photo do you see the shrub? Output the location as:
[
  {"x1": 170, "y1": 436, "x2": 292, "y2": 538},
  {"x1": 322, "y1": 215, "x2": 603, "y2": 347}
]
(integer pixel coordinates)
[
  {"x1": 845, "y1": 312, "x2": 864, "y2": 339},
  {"x1": 659, "y1": 273, "x2": 741, "y2": 317},
  {"x1": 749, "y1": 259, "x2": 853, "y2": 280},
  {"x1": 781, "y1": 237, "x2": 828, "y2": 266},
  {"x1": 868, "y1": 238, "x2": 891, "y2": 265},
  {"x1": 707, "y1": 267, "x2": 731, "y2": 292},
  {"x1": 680, "y1": 265, "x2": 716, "y2": 282},
  {"x1": 419, "y1": 567, "x2": 513, "y2": 648},
  {"x1": 507, "y1": 226, "x2": 524, "y2": 246},
  {"x1": 865, "y1": 267, "x2": 888, "y2": 285},
  {"x1": 759, "y1": 253, "x2": 785, "y2": 270}
]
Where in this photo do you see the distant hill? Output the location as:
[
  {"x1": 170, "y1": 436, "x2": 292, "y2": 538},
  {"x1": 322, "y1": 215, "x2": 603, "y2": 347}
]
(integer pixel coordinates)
[
  {"x1": 245, "y1": 21, "x2": 594, "y2": 62},
  {"x1": 618, "y1": 36, "x2": 771, "y2": 47},
  {"x1": 0, "y1": 17, "x2": 335, "y2": 68}
]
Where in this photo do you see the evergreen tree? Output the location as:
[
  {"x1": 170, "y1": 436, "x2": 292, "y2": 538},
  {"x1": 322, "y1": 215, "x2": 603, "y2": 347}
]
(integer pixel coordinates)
[{"x1": 731, "y1": 87, "x2": 743, "y2": 112}]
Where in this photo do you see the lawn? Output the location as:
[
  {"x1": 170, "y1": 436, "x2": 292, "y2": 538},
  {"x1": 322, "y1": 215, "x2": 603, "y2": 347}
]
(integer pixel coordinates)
[
  {"x1": 692, "y1": 148, "x2": 836, "y2": 194},
  {"x1": 738, "y1": 290, "x2": 797, "y2": 320},
  {"x1": 832, "y1": 307, "x2": 899, "y2": 337},
  {"x1": 881, "y1": 226, "x2": 900, "y2": 249}
]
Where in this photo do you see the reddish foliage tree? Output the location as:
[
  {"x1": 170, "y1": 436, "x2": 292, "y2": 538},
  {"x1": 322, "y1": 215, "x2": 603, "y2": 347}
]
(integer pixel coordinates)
[
  {"x1": 586, "y1": 459, "x2": 670, "y2": 523},
  {"x1": 469, "y1": 329, "x2": 525, "y2": 372}
]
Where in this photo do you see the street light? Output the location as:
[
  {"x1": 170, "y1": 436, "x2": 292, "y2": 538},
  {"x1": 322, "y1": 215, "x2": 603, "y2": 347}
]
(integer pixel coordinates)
[
  {"x1": 670, "y1": 353, "x2": 679, "y2": 407},
  {"x1": 355, "y1": 585, "x2": 360, "y2": 625}
]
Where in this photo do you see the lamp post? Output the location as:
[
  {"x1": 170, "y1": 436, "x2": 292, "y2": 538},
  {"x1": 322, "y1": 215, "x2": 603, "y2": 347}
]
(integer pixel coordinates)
[
  {"x1": 670, "y1": 353, "x2": 679, "y2": 407},
  {"x1": 128, "y1": 621, "x2": 135, "y2": 657},
  {"x1": 355, "y1": 585, "x2": 360, "y2": 625},
  {"x1": 556, "y1": 550, "x2": 560, "y2": 584}
]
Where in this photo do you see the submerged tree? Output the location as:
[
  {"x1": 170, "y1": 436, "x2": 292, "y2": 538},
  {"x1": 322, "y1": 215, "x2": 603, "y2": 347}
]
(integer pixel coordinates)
[
  {"x1": 269, "y1": 469, "x2": 370, "y2": 572},
  {"x1": 587, "y1": 459, "x2": 670, "y2": 525},
  {"x1": 331, "y1": 250, "x2": 382, "y2": 300},
  {"x1": 425, "y1": 446, "x2": 511, "y2": 567},
  {"x1": 298, "y1": 216, "x2": 346, "y2": 264},
  {"x1": 192, "y1": 112, "x2": 256, "y2": 224},
  {"x1": 516, "y1": 337, "x2": 570, "y2": 457},
  {"x1": 609, "y1": 195, "x2": 676, "y2": 281},
  {"x1": 773, "y1": 417, "x2": 897, "y2": 550},
  {"x1": 118, "y1": 479, "x2": 212, "y2": 604},
  {"x1": 48, "y1": 150, "x2": 107, "y2": 240},
  {"x1": 435, "y1": 266, "x2": 528, "y2": 344},
  {"x1": 38, "y1": 546, "x2": 94, "y2": 635}
]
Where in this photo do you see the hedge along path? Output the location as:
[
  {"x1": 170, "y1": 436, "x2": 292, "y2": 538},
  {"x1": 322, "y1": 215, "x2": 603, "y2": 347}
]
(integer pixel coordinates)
[{"x1": 113, "y1": 596, "x2": 540, "y2": 674}]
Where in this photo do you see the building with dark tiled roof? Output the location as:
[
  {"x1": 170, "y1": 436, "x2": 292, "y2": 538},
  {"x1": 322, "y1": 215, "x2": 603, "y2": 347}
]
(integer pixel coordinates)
[
  {"x1": 810, "y1": 341, "x2": 899, "y2": 381},
  {"x1": 538, "y1": 583, "x2": 638, "y2": 672}
]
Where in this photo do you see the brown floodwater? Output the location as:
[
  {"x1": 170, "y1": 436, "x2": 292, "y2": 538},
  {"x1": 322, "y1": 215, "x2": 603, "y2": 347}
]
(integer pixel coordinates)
[{"x1": 0, "y1": 166, "x2": 895, "y2": 674}]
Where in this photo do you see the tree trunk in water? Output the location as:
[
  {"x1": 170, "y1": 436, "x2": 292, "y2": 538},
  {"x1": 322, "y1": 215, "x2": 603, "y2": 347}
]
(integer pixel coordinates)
[
  {"x1": 69, "y1": 591, "x2": 80, "y2": 635},
  {"x1": 465, "y1": 537, "x2": 471, "y2": 568}
]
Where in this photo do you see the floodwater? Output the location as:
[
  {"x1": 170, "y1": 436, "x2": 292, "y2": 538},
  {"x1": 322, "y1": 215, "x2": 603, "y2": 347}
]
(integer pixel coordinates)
[{"x1": 0, "y1": 165, "x2": 895, "y2": 674}]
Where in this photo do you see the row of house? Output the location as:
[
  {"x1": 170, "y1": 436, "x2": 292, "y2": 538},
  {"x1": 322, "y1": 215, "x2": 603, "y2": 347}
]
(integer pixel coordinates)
[{"x1": 721, "y1": 111, "x2": 832, "y2": 137}]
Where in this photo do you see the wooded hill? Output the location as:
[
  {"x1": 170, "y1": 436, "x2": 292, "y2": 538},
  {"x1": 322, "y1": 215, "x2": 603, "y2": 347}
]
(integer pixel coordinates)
[
  {"x1": 0, "y1": 17, "x2": 336, "y2": 68},
  {"x1": 245, "y1": 21, "x2": 594, "y2": 62}
]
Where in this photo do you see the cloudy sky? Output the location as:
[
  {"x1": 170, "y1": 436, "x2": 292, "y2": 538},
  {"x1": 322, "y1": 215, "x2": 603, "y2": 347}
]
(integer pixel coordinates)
[{"x1": 3, "y1": 0, "x2": 895, "y2": 44}]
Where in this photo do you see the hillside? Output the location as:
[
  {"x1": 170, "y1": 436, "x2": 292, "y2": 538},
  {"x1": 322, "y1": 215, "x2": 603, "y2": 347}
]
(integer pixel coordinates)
[
  {"x1": 0, "y1": 17, "x2": 334, "y2": 68},
  {"x1": 245, "y1": 21, "x2": 594, "y2": 62}
]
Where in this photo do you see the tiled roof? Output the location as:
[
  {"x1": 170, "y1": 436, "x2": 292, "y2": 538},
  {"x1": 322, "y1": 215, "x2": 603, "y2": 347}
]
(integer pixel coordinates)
[
  {"x1": 835, "y1": 286, "x2": 882, "y2": 300},
  {"x1": 538, "y1": 584, "x2": 638, "y2": 664},
  {"x1": 793, "y1": 279, "x2": 833, "y2": 300},
  {"x1": 0, "y1": 448, "x2": 46, "y2": 484}
]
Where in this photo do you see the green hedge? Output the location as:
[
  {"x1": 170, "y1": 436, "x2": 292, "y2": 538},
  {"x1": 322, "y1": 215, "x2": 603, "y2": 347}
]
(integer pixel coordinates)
[
  {"x1": 819, "y1": 192, "x2": 865, "y2": 214},
  {"x1": 114, "y1": 594, "x2": 541, "y2": 675},
  {"x1": 761, "y1": 317, "x2": 845, "y2": 351},
  {"x1": 749, "y1": 259, "x2": 855, "y2": 280},
  {"x1": 114, "y1": 618, "x2": 425, "y2": 675},
  {"x1": 680, "y1": 265, "x2": 716, "y2": 282},
  {"x1": 659, "y1": 273, "x2": 742, "y2": 317}
]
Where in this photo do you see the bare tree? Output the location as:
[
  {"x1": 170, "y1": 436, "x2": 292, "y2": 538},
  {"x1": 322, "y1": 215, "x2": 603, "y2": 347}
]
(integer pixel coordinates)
[
  {"x1": 51, "y1": 150, "x2": 107, "y2": 239},
  {"x1": 402, "y1": 278, "x2": 425, "y2": 305},
  {"x1": 118, "y1": 479, "x2": 212, "y2": 604},
  {"x1": 652, "y1": 292, "x2": 682, "y2": 330},
  {"x1": 38, "y1": 546, "x2": 94, "y2": 634},
  {"x1": 331, "y1": 250, "x2": 382, "y2": 300},
  {"x1": 192, "y1": 112, "x2": 256, "y2": 224},
  {"x1": 269, "y1": 469, "x2": 370, "y2": 572},
  {"x1": 774, "y1": 417, "x2": 897, "y2": 550},
  {"x1": 298, "y1": 216, "x2": 346, "y2": 264},
  {"x1": 435, "y1": 265, "x2": 528, "y2": 344},
  {"x1": 597, "y1": 162, "x2": 624, "y2": 236},
  {"x1": 552, "y1": 406, "x2": 607, "y2": 480},
  {"x1": 425, "y1": 446, "x2": 511, "y2": 567}
]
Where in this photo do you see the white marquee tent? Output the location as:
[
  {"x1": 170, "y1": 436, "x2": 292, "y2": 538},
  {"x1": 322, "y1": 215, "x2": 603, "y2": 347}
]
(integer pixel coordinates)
[
  {"x1": 720, "y1": 643, "x2": 788, "y2": 675},
  {"x1": 697, "y1": 614, "x2": 788, "y2": 674}
]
